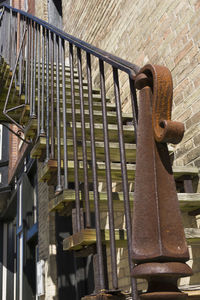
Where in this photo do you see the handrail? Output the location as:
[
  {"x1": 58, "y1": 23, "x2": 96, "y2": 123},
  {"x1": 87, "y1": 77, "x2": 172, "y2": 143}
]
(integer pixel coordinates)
[
  {"x1": 1, "y1": 3, "x2": 140, "y2": 77},
  {"x1": 0, "y1": 5, "x2": 139, "y2": 299}
]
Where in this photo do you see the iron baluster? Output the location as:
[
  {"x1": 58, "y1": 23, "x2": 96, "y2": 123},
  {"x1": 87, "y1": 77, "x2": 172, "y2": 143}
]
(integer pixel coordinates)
[
  {"x1": 45, "y1": 29, "x2": 50, "y2": 162},
  {"x1": 18, "y1": 14, "x2": 23, "y2": 94},
  {"x1": 69, "y1": 43, "x2": 81, "y2": 232},
  {"x1": 30, "y1": 19, "x2": 34, "y2": 117},
  {"x1": 99, "y1": 59, "x2": 118, "y2": 290},
  {"x1": 25, "y1": 17, "x2": 28, "y2": 105},
  {"x1": 113, "y1": 67, "x2": 138, "y2": 299},
  {"x1": 40, "y1": 26, "x2": 45, "y2": 135},
  {"x1": 27, "y1": 18, "x2": 31, "y2": 105},
  {"x1": 61, "y1": 38, "x2": 68, "y2": 190},
  {"x1": 55, "y1": 35, "x2": 62, "y2": 194},
  {"x1": 77, "y1": 47, "x2": 91, "y2": 229},
  {"x1": 50, "y1": 32, "x2": 55, "y2": 159},
  {"x1": 129, "y1": 77, "x2": 138, "y2": 143},
  {"x1": 37, "y1": 24, "x2": 41, "y2": 137},
  {"x1": 32, "y1": 22, "x2": 37, "y2": 118}
]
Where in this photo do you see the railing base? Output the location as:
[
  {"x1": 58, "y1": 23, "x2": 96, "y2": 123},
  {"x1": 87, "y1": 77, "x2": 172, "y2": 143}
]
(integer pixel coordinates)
[{"x1": 132, "y1": 262, "x2": 192, "y2": 300}]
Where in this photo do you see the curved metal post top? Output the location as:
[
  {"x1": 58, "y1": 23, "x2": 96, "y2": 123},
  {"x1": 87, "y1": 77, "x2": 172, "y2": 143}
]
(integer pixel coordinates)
[{"x1": 132, "y1": 64, "x2": 192, "y2": 299}]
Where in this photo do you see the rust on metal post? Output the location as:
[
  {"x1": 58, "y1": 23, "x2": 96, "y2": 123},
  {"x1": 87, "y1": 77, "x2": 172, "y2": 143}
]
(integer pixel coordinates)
[{"x1": 132, "y1": 64, "x2": 192, "y2": 299}]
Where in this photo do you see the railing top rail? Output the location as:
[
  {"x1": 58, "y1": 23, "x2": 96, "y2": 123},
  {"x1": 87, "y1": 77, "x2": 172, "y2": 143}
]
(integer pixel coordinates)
[{"x1": 0, "y1": 3, "x2": 140, "y2": 77}]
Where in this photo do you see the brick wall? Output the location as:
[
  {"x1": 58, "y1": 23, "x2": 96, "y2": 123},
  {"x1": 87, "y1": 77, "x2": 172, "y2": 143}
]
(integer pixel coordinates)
[
  {"x1": 35, "y1": 0, "x2": 48, "y2": 21},
  {"x1": 8, "y1": 125, "x2": 29, "y2": 183},
  {"x1": 60, "y1": 0, "x2": 200, "y2": 168}
]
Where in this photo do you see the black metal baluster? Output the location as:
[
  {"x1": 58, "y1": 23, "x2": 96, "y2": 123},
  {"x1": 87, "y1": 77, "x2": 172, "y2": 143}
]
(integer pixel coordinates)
[
  {"x1": 55, "y1": 35, "x2": 62, "y2": 194},
  {"x1": 14, "y1": 12, "x2": 17, "y2": 84},
  {"x1": 77, "y1": 48, "x2": 91, "y2": 229},
  {"x1": 19, "y1": 14, "x2": 23, "y2": 94},
  {"x1": 0, "y1": 8, "x2": 5, "y2": 58},
  {"x1": 129, "y1": 78, "x2": 138, "y2": 143},
  {"x1": 61, "y1": 38, "x2": 68, "y2": 189},
  {"x1": 99, "y1": 59, "x2": 118, "y2": 290},
  {"x1": 27, "y1": 18, "x2": 31, "y2": 105},
  {"x1": 25, "y1": 17, "x2": 29, "y2": 105},
  {"x1": 86, "y1": 54, "x2": 106, "y2": 290},
  {"x1": 10, "y1": 10, "x2": 14, "y2": 69},
  {"x1": 30, "y1": 20, "x2": 34, "y2": 117},
  {"x1": 20, "y1": 15, "x2": 26, "y2": 96},
  {"x1": 32, "y1": 22, "x2": 37, "y2": 118},
  {"x1": 113, "y1": 67, "x2": 138, "y2": 299},
  {"x1": 40, "y1": 26, "x2": 45, "y2": 135},
  {"x1": 45, "y1": 29, "x2": 50, "y2": 162},
  {"x1": 69, "y1": 43, "x2": 81, "y2": 232},
  {"x1": 8, "y1": 9, "x2": 12, "y2": 66},
  {"x1": 50, "y1": 32, "x2": 55, "y2": 159},
  {"x1": 37, "y1": 24, "x2": 41, "y2": 137}
]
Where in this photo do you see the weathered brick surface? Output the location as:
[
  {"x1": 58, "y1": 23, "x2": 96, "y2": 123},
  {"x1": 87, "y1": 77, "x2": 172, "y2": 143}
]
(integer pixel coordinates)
[
  {"x1": 35, "y1": 0, "x2": 48, "y2": 21},
  {"x1": 61, "y1": 0, "x2": 200, "y2": 168}
]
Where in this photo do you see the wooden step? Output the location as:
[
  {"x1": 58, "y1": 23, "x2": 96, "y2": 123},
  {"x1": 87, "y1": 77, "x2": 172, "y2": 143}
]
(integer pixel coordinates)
[
  {"x1": 21, "y1": 106, "x2": 128, "y2": 125},
  {"x1": 42, "y1": 83, "x2": 101, "y2": 95},
  {"x1": 38, "y1": 159, "x2": 199, "y2": 184},
  {"x1": 24, "y1": 119, "x2": 135, "y2": 143},
  {"x1": 23, "y1": 107, "x2": 131, "y2": 125},
  {"x1": 31, "y1": 136, "x2": 136, "y2": 162},
  {"x1": 34, "y1": 90, "x2": 109, "y2": 103},
  {"x1": 20, "y1": 101, "x2": 116, "y2": 123},
  {"x1": 48, "y1": 190, "x2": 200, "y2": 214},
  {"x1": 181, "y1": 286, "x2": 200, "y2": 299},
  {"x1": 63, "y1": 228, "x2": 200, "y2": 251}
]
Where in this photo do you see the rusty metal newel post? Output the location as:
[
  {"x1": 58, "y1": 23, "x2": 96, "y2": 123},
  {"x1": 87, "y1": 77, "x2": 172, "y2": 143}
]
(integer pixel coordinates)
[{"x1": 132, "y1": 64, "x2": 192, "y2": 299}]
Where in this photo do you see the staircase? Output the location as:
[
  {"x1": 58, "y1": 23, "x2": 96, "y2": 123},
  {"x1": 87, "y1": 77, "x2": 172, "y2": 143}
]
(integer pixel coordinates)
[{"x1": 0, "y1": 4, "x2": 200, "y2": 300}]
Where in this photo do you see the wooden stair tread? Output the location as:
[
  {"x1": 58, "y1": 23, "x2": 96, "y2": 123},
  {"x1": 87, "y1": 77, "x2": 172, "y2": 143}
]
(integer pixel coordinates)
[
  {"x1": 181, "y1": 286, "x2": 200, "y2": 297},
  {"x1": 37, "y1": 83, "x2": 101, "y2": 94},
  {"x1": 20, "y1": 102, "x2": 116, "y2": 124},
  {"x1": 63, "y1": 228, "x2": 200, "y2": 251},
  {"x1": 63, "y1": 229, "x2": 127, "y2": 250},
  {"x1": 31, "y1": 136, "x2": 136, "y2": 162},
  {"x1": 38, "y1": 159, "x2": 199, "y2": 184},
  {"x1": 24, "y1": 119, "x2": 135, "y2": 142},
  {"x1": 48, "y1": 190, "x2": 200, "y2": 213},
  {"x1": 21, "y1": 108, "x2": 132, "y2": 125}
]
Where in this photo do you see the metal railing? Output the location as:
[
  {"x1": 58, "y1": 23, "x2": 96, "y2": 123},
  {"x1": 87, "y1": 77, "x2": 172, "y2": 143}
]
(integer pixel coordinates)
[{"x1": 0, "y1": 4, "x2": 140, "y2": 298}]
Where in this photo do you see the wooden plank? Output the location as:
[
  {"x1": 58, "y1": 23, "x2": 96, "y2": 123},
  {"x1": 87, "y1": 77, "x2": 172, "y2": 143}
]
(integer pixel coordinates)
[
  {"x1": 20, "y1": 99, "x2": 116, "y2": 114},
  {"x1": 31, "y1": 136, "x2": 136, "y2": 162},
  {"x1": 63, "y1": 228, "x2": 200, "y2": 251},
  {"x1": 24, "y1": 120, "x2": 135, "y2": 143},
  {"x1": 63, "y1": 229, "x2": 127, "y2": 250},
  {"x1": 48, "y1": 190, "x2": 200, "y2": 214},
  {"x1": 38, "y1": 159, "x2": 199, "y2": 184},
  {"x1": 34, "y1": 91, "x2": 110, "y2": 103}
]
